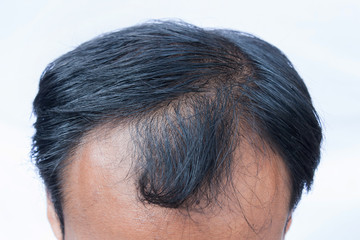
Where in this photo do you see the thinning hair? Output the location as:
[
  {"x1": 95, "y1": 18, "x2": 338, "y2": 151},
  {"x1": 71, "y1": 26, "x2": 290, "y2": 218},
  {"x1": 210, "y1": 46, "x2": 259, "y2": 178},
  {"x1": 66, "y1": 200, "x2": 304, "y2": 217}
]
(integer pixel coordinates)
[{"x1": 32, "y1": 20, "x2": 322, "y2": 234}]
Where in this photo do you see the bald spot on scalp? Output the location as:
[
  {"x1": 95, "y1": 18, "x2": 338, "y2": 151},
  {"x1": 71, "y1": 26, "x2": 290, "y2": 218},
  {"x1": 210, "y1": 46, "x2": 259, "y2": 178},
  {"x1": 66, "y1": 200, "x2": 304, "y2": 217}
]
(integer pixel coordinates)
[{"x1": 61, "y1": 125, "x2": 292, "y2": 240}]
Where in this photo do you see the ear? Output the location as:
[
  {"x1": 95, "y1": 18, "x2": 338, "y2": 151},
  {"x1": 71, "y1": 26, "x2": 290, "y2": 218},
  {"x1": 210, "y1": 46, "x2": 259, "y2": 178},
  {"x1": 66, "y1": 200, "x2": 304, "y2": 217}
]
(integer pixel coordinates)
[
  {"x1": 47, "y1": 193, "x2": 63, "y2": 240},
  {"x1": 284, "y1": 213, "x2": 293, "y2": 235}
]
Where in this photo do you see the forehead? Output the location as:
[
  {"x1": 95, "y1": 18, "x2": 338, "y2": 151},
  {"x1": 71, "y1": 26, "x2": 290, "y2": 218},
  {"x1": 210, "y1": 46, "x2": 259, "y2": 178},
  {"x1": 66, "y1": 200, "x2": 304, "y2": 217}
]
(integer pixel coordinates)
[{"x1": 62, "y1": 126, "x2": 291, "y2": 240}]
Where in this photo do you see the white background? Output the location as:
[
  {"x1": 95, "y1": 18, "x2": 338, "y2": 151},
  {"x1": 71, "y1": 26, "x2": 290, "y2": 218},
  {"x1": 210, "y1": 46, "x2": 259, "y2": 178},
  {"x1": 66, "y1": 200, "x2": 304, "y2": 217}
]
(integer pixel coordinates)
[{"x1": 0, "y1": 0, "x2": 359, "y2": 239}]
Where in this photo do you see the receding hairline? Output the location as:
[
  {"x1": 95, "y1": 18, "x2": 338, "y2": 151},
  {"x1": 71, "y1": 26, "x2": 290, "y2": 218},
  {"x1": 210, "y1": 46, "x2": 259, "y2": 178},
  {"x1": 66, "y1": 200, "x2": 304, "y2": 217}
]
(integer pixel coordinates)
[
  {"x1": 32, "y1": 20, "x2": 322, "y2": 235},
  {"x1": 60, "y1": 120, "x2": 292, "y2": 237}
]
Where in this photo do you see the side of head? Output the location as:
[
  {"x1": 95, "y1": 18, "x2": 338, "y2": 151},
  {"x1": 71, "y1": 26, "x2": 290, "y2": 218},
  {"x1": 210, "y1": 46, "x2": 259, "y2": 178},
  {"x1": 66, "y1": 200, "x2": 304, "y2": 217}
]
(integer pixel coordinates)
[{"x1": 32, "y1": 21, "x2": 322, "y2": 239}]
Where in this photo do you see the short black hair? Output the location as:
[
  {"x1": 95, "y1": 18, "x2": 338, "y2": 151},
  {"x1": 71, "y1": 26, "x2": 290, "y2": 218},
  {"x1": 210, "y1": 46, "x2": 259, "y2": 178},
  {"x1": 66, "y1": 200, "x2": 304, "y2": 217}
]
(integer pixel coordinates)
[{"x1": 32, "y1": 20, "x2": 322, "y2": 234}]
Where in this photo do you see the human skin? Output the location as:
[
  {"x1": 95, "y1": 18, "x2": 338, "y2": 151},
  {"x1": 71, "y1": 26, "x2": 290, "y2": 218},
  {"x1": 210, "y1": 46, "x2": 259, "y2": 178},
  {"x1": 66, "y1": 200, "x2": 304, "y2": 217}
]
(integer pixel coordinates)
[{"x1": 47, "y1": 126, "x2": 293, "y2": 240}]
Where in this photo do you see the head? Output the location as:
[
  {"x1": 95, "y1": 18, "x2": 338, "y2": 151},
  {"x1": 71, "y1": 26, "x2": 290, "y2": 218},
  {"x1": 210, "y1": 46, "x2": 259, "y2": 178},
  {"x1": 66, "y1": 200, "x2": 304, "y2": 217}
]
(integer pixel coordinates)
[{"x1": 32, "y1": 21, "x2": 322, "y2": 239}]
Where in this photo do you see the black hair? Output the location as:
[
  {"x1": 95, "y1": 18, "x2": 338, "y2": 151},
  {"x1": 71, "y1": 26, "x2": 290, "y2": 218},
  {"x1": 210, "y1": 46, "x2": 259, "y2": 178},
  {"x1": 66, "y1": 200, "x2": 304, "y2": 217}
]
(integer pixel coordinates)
[{"x1": 32, "y1": 20, "x2": 322, "y2": 234}]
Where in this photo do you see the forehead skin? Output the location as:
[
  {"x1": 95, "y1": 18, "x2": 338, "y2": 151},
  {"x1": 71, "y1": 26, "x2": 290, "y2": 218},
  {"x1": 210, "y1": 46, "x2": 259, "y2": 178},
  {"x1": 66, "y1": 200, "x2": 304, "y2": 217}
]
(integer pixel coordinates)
[{"x1": 62, "y1": 126, "x2": 291, "y2": 240}]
